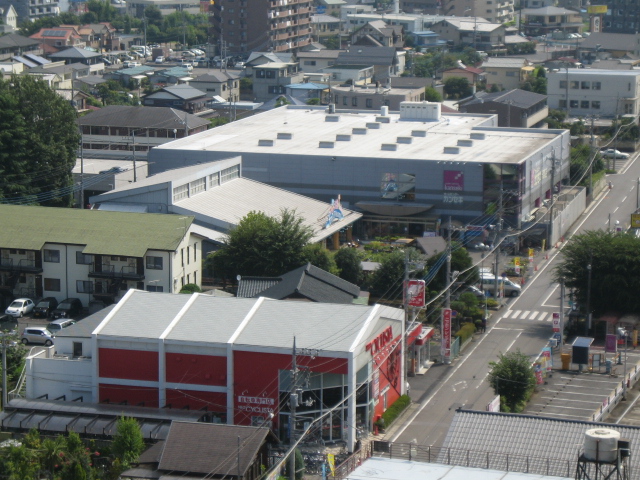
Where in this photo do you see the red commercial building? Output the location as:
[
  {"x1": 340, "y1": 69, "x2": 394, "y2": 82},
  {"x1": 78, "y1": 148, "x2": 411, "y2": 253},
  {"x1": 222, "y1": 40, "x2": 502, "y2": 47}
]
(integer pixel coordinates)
[{"x1": 29, "y1": 290, "x2": 410, "y2": 451}]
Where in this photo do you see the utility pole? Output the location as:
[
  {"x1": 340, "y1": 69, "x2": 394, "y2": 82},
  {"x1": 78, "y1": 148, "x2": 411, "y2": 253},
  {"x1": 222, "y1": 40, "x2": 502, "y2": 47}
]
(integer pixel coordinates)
[
  {"x1": 559, "y1": 277, "x2": 565, "y2": 348},
  {"x1": 586, "y1": 260, "x2": 592, "y2": 335},
  {"x1": 132, "y1": 130, "x2": 137, "y2": 182},
  {"x1": 494, "y1": 184, "x2": 503, "y2": 300},
  {"x1": 1, "y1": 333, "x2": 7, "y2": 409},
  {"x1": 637, "y1": 177, "x2": 640, "y2": 211},
  {"x1": 80, "y1": 140, "x2": 84, "y2": 209},
  {"x1": 289, "y1": 337, "x2": 298, "y2": 480},
  {"x1": 547, "y1": 153, "x2": 556, "y2": 248},
  {"x1": 589, "y1": 116, "x2": 595, "y2": 196},
  {"x1": 445, "y1": 216, "x2": 452, "y2": 309}
]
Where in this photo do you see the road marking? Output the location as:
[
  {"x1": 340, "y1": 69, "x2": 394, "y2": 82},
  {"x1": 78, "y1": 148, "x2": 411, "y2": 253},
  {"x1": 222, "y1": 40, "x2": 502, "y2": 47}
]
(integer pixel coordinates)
[
  {"x1": 502, "y1": 310, "x2": 514, "y2": 319},
  {"x1": 540, "y1": 286, "x2": 558, "y2": 308},
  {"x1": 519, "y1": 311, "x2": 530, "y2": 320},
  {"x1": 513, "y1": 310, "x2": 521, "y2": 318},
  {"x1": 614, "y1": 207, "x2": 619, "y2": 213},
  {"x1": 623, "y1": 196, "x2": 628, "y2": 202},
  {"x1": 538, "y1": 312, "x2": 548, "y2": 321},
  {"x1": 492, "y1": 327, "x2": 524, "y2": 331},
  {"x1": 528, "y1": 311, "x2": 539, "y2": 320}
]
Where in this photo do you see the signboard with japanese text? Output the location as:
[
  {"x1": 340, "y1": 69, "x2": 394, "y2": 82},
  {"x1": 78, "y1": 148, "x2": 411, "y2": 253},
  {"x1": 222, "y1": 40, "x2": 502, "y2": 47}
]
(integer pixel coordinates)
[
  {"x1": 631, "y1": 214, "x2": 640, "y2": 228},
  {"x1": 552, "y1": 313, "x2": 560, "y2": 332},
  {"x1": 587, "y1": 5, "x2": 607, "y2": 14},
  {"x1": 405, "y1": 279, "x2": 426, "y2": 307},
  {"x1": 443, "y1": 170, "x2": 464, "y2": 191},
  {"x1": 534, "y1": 363, "x2": 544, "y2": 384},
  {"x1": 542, "y1": 347, "x2": 552, "y2": 371},
  {"x1": 486, "y1": 395, "x2": 500, "y2": 412},
  {"x1": 442, "y1": 308, "x2": 452, "y2": 358}
]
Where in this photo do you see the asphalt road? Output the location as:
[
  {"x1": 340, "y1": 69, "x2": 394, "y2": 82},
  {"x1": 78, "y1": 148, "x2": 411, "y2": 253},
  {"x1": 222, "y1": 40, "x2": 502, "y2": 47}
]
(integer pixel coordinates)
[{"x1": 392, "y1": 152, "x2": 640, "y2": 448}]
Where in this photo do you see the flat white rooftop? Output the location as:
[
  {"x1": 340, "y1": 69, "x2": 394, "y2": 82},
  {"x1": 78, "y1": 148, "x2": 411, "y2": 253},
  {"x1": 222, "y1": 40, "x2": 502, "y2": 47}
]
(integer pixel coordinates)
[{"x1": 155, "y1": 106, "x2": 563, "y2": 165}]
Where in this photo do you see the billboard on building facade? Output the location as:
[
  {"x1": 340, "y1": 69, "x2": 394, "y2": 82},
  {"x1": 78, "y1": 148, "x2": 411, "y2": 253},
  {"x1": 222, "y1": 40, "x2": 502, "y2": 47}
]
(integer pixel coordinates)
[
  {"x1": 587, "y1": 5, "x2": 607, "y2": 14},
  {"x1": 443, "y1": 170, "x2": 464, "y2": 191}
]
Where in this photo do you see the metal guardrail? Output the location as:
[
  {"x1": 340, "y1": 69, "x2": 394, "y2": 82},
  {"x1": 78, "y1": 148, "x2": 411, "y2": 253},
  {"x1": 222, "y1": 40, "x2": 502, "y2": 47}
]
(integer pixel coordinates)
[{"x1": 370, "y1": 442, "x2": 575, "y2": 478}]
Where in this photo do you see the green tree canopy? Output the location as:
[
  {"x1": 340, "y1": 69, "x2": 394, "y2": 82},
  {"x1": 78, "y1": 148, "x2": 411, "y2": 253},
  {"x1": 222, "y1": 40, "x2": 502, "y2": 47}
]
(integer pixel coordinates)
[
  {"x1": 206, "y1": 209, "x2": 313, "y2": 280},
  {"x1": 368, "y1": 248, "x2": 425, "y2": 300},
  {"x1": 302, "y1": 244, "x2": 338, "y2": 275},
  {"x1": 487, "y1": 350, "x2": 535, "y2": 412},
  {"x1": 112, "y1": 417, "x2": 145, "y2": 467},
  {"x1": 0, "y1": 75, "x2": 80, "y2": 206},
  {"x1": 179, "y1": 283, "x2": 203, "y2": 294},
  {"x1": 334, "y1": 248, "x2": 363, "y2": 285},
  {"x1": 443, "y1": 77, "x2": 472, "y2": 99},
  {"x1": 554, "y1": 230, "x2": 640, "y2": 315},
  {"x1": 424, "y1": 86, "x2": 443, "y2": 102}
]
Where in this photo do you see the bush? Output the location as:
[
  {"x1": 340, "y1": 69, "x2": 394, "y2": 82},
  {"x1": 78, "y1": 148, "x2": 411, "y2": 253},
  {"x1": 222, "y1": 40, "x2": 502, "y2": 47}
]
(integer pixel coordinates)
[
  {"x1": 381, "y1": 395, "x2": 411, "y2": 427},
  {"x1": 454, "y1": 322, "x2": 476, "y2": 343},
  {"x1": 179, "y1": 283, "x2": 202, "y2": 294}
]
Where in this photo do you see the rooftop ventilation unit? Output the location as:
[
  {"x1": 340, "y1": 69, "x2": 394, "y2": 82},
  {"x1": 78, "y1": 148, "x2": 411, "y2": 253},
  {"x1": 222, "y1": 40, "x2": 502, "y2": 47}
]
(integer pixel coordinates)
[
  {"x1": 352, "y1": 128, "x2": 367, "y2": 135},
  {"x1": 258, "y1": 139, "x2": 274, "y2": 146},
  {"x1": 277, "y1": 132, "x2": 293, "y2": 140},
  {"x1": 381, "y1": 144, "x2": 397, "y2": 151},
  {"x1": 366, "y1": 122, "x2": 381, "y2": 129},
  {"x1": 444, "y1": 146, "x2": 460, "y2": 154},
  {"x1": 411, "y1": 130, "x2": 427, "y2": 137},
  {"x1": 325, "y1": 115, "x2": 340, "y2": 122},
  {"x1": 336, "y1": 134, "x2": 352, "y2": 141},
  {"x1": 397, "y1": 137, "x2": 412, "y2": 144},
  {"x1": 470, "y1": 132, "x2": 486, "y2": 140},
  {"x1": 319, "y1": 141, "x2": 335, "y2": 148},
  {"x1": 457, "y1": 139, "x2": 473, "y2": 147},
  {"x1": 376, "y1": 116, "x2": 391, "y2": 124},
  {"x1": 399, "y1": 101, "x2": 441, "y2": 121},
  {"x1": 380, "y1": 105, "x2": 389, "y2": 116}
]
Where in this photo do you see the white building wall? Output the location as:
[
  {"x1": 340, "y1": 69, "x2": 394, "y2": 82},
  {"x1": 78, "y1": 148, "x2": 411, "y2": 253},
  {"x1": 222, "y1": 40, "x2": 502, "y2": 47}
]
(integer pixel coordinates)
[
  {"x1": 26, "y1": 352, "x2": 93, "y2": 402},
  {"x1": 168, "y1": 232, "x2": 201, "y2": 291}
]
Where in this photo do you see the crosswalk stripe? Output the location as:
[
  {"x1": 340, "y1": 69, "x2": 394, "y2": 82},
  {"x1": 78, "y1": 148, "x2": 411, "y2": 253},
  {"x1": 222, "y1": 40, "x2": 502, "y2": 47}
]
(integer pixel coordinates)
[
  {"x1": 538, "y1": 312, "x2": 548, "y2": 321},
  {"x1": 513, "y1": 310, "x2": 521, "y2": 319},
  {"x1": 502, "y1": 310, "x2": 513, "y2": 319},
  {"x1": 528, "y1": 311, "x2": 539, "y2": 320},
  {"x1": 520, "y1": 311, "x2": 530, "y2": 320}
]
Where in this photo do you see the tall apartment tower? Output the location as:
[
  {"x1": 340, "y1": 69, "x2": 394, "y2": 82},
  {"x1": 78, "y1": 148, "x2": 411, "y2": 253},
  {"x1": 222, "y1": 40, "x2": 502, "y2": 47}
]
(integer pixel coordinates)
[
  {"x1": 593, "y1": 1, "x2": 640, "y2": 34},
  {"x1": 210, "y1": 0, "x2": 312, "y2": 55},
  {"x1": 401, "y1": 0, "x2": 514, "y2": 24}
]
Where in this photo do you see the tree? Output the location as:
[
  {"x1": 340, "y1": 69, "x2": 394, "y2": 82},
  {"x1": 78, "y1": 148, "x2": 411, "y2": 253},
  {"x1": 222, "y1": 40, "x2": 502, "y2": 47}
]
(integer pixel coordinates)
[
  {"x1": 443, "y1": 77, "x2": 472, "y2": 99},
  {"x1": 111, "y1": 417, "x2": 145, "y2": 468},
  {"x1": 179, "y1": 283, "x2": 202, "y2": 294},
  {"x1": 0, "y1": 75, "x2": 80, "y2": 206},
  {"x1": 306, "y1": 98, "x2": 320, "y2": 105},
  {"x1": 206, "y1": 209, "x2": 313, "y2": 280},
  {"x1": 302, "y1": 244, "x2": 338, "y2": 275},
  {"x1": 334, "y1": 248, "x2": 362, "y2": 285},
  {"x1": 487, "y1": 350, "x2": 535, "y2": 412},
  {"x1": 368, "y1": 248, "x2": 425, "y2": 300},
  {"x1": 426, "y1": 245, "x2": 477, "y2": 290},
  {"x1": 424, "y1": 86, "x2": 442, "y2": 102},
  {"x1": 284, "y1": 448, "x2": 305, "y2": 480},
  {"x1": 554, "y1": 230, "x2": 640, "y2": 315}
]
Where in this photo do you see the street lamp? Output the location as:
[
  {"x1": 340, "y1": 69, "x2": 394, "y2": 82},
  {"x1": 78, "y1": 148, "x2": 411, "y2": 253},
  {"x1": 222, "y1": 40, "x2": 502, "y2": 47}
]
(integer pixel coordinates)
[{"x1": 173, "y1": 128, "x2": 177, "y2": 140}]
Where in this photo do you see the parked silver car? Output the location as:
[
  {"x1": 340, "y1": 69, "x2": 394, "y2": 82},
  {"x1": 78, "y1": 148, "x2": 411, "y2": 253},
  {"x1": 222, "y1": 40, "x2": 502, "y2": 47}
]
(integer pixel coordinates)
[
  {"x1": 21, "y1": 327, "x2": 54, "y2": 346},
  {"x1": 5, "y1": 298, "x2": 35, "y2": 318}
]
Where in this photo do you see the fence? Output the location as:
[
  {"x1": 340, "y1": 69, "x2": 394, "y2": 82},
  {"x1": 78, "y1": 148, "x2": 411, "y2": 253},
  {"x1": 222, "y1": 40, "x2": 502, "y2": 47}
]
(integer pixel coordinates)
[
  {"x1": 592, "y1": 362, "x2": 640, "y2": 422},
  {"x1": 370, "y1": 441, "x2": 575, "y2": 478}
]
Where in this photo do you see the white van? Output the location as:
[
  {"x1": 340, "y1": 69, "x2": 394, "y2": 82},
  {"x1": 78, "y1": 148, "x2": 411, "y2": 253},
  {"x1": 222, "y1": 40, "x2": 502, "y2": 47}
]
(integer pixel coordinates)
[{"x1": 479, "y1": 274, "x2": 521, "y2": 297}]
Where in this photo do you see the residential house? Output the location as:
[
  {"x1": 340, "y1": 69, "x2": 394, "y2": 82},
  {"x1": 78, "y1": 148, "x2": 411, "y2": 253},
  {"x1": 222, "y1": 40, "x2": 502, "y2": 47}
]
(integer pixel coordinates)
[
  {"x1": 148, "y1": 66, "x2": 193, "y2": 87},
  {"x1": 521, "y1": 6, "x2": 583, "y2": 37},
  {"x1": 104, "y1": 64, "x2": 157, "y2": 88},
  {"x1": 442, "y1": 65, "x2": 485, "y2": 87},
  {"x1": 351, "y1": 20, "x2": 404, "y2": 49},
  {"x1": 251, "y1": 61, "x2": 305, "y2": 102},
  {"x1": 331, "y1": 83, "x2": 425, "y2": 111},
  {"x1": 0, "y1": 4, "x2": 17, "y2": 33},
  {"x1": 30, "y1": 27, "x2": 85, "y2": 53},
  {"x1": 430, "y1": 18, "x2": 506, "y2": 52},
  {"x1": 285, "y1": 82, "x2": 329, "y2": 103},
  {"x1": 27, "y1": 62, "x2": 92, "y2": 88},
  {"x1": 340, "y1": 4, "x2": 374, "y2": 24},
  {"x1": 482, "y1": 57, "x2": 533, "y2": 91},
  {"x1": 77, "y1": 105, "x2": 210, "y2": 160},
  {"x1": 458, "y1": 89, "x2": 549, "y2": 128},
  {"x1": 411, "y1": 236, "x2": 447, "y2": 259},
  {"x1": 237, "y1": 263, "x2": 361, "y2": 303},
  {"x1": 48, "y1": 46, "x2": 105, "y2": 74},
  {"x1": 187, "y1": 71, "x2": 240, "y2": 101},
  {"x1": 322, "y1": 64, "x2": 374, "y2": 85},
  {"x1": 77, "y1": 23, "x2": 117, "y2": 51},
  {"x1": 318, "y1": 0, "x2": 345, "y2": 17},
  {"x1": 335, "y1": 46, "x2": 405, "y2": 81},
  {"x1": 0, "y1": 204, "x2": 201, "y2": 307},
  {"x1": 547, "y1": 69, "x2": 640, "y2": 117},
  {"x1": 296, "y1": 49, "x2": 342, "y2": 73},
  {"x1": 311, "y1": 14, "x2": 341, "y2": 41},
  {"x1": 578, "y1": 33, "x2": 640, "y2": 64},
  {"x1": 89, "y1": 159, "x2": 362, "y2": 253},
  {"x1": 0, "y1": 60, "x2": 24, "y2": 74},
  {"x1": 344, "y1": 12, "x2": 427, "y2": 35},
  {"x1": 29, "y1": 72, "x2": 66, "y2": 89},
  {"x1": 0, "y1": 33, "x2": 41, "y2": 61},
  {"x1": 410, "y1": 30, "x2": 446, "y2": 49},
  {"x1": 142, "y1": 84, "x2": 209, "y2": 114},
  {"x1": 244, "y1": 51, "x2": 294, "y2": 76},
  {"x1": 121, "y1": 422, "x2": 275, "y2": 480}
]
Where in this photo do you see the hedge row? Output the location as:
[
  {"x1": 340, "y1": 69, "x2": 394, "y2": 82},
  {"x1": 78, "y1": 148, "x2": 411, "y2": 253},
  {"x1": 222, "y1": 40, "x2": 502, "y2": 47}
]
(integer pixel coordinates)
[
  {"x1": 454, "y1": 322, "x2": 477, "y2": 344},
  {"x1": 381, "y1": 395, "x2": 411, "y2": 427}
]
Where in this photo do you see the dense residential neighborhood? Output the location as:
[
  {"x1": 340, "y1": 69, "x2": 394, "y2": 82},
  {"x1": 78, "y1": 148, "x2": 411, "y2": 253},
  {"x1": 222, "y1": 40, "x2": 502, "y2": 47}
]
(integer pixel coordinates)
[{"x1": 2, "y1": 1, "x2": 640, "y2": 479}]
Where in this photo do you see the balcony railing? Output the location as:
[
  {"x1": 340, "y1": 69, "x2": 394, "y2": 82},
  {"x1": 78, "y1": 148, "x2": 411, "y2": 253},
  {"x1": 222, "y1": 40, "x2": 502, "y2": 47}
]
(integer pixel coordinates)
[
  {"x1": 0, "y1": 258, "x2": 43, "y2": 273},
  {"x1": 89, "y1": 264, "x2": 144, "y2": 280}
]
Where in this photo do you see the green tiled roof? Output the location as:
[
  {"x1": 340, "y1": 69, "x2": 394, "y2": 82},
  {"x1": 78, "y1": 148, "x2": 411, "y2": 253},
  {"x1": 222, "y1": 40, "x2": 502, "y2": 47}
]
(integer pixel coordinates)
[{"x1": 0, "y1": 205, "x2": 193, "y2": 257}]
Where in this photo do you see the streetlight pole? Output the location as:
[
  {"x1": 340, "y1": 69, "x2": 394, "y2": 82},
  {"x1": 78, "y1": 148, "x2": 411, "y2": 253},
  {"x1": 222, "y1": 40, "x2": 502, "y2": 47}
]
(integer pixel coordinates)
[
  {"x1": 586, "y1": 263, "x2": 592, "y2": 335},
  {"x1": 1, "y1": 332, "x2": 7, "y2": 409},
  {"x1": 623, "y1": 330, "x2": 628, "y2": 400}
]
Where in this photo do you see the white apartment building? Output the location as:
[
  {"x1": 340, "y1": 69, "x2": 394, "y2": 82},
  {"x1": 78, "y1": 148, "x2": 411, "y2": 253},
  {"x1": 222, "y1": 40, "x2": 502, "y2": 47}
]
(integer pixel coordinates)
[
  {"x1": 547, "y1": 70, "x2": 640, "y2": 117},
  {"x1": 0, "y1": 205, "x2": 201, "y2": 308}
]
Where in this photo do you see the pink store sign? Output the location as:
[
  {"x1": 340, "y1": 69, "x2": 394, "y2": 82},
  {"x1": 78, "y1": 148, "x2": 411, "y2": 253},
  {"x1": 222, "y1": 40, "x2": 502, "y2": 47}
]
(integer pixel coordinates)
[{"x1": 444, "y1": 170, "x2": 464, "y2": 191}]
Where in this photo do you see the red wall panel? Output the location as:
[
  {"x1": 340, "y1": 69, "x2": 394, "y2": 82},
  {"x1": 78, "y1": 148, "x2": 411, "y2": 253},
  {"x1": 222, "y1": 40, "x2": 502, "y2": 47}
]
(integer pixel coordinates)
[
  {"x1": 372, "y1": 336, "x2": 402, "y2": 419},
  {"x1": 99, "y1": 348, "x2": 158, "y2": 381},
  {"x1": 165, "y1": 352, "x2": 227, "y2": 386},
  {"x1": 166, "y1": 389, "x2": 227, "y2": 413},
  {"x1": 233, "y1": 350, "x2": 348, "y2": 425},
  {"x1": 99, "y1": 384, "x2": 158, "y2": 408}
]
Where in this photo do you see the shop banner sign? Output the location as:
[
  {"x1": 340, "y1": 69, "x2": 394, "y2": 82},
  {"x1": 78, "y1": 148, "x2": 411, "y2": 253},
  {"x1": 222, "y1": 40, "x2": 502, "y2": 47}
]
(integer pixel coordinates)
[
  {"x1": 552, "y1": 313, "x2": 560, "y2": 332},
  {"x1": 486, "y1": 395, "x2": 500, "y2": 412},
  {"x1": 605, "y1": 334, "x2": 618, "y2": 353},
  {"x1": 405, "y1": 279, "x2": 426, "y2": 307},
  {"x1": 442, "y1": 308, "x2": 452, "y2": 357}
]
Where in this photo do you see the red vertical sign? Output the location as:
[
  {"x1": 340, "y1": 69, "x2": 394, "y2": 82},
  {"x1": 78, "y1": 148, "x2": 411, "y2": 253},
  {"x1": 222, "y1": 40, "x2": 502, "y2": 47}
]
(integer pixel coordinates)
[{"x1": 442, "y1": 308, "x2": 451, "y2": 357}]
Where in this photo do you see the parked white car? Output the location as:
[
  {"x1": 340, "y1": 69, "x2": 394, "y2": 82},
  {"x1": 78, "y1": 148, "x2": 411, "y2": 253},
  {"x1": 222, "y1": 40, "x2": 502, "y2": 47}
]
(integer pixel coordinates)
[
  {"x1": 600, "y1": 149, "x2": 630, "y2": 159},
  {"x1": 5, "y1": 298, "x2": 35, "y2": 318},
  {"x1": 123, "y1": 61, "x2": 141, "y2": 68},
  {"x1": 155, "y1": 56, "x2": 165, "y2": 64}
]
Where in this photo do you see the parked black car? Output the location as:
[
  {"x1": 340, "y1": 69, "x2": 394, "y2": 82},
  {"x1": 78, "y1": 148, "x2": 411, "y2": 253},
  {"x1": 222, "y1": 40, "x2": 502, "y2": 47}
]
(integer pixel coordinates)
[
  {"x1": 51, "y1": 298, "x2": 83, "y2": 319},
  {"x1": 33, "y1": 297, "x2": 59, "y2": 318}
]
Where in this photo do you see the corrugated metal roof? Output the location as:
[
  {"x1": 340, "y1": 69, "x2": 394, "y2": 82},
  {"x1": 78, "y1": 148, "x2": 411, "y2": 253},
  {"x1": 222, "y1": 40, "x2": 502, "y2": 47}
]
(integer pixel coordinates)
[
  {"x1": 77, "y1": 105, "x2": 209, "y2": 129},
  {"x1": 99, "y1": 291, "x2": 190, "y2": 339},
  {"x1": 237, "y1": 276, "x2": 282, "y2": 297},
  {"x1": 0, "y1": 204, "x2": 193, "y2": 258},
  {"x1": 346, "y1": 458, "x2": 572, "y2": 480},
  {"x1": 174, "y1": 177, "x2": 362, "y2": 243},
  {"x1": 165, "y1": 296, "x2": 258, "y2": 343},
  {"x1": 442, "y1": 410, "x2": 640, "y2": 477}
]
